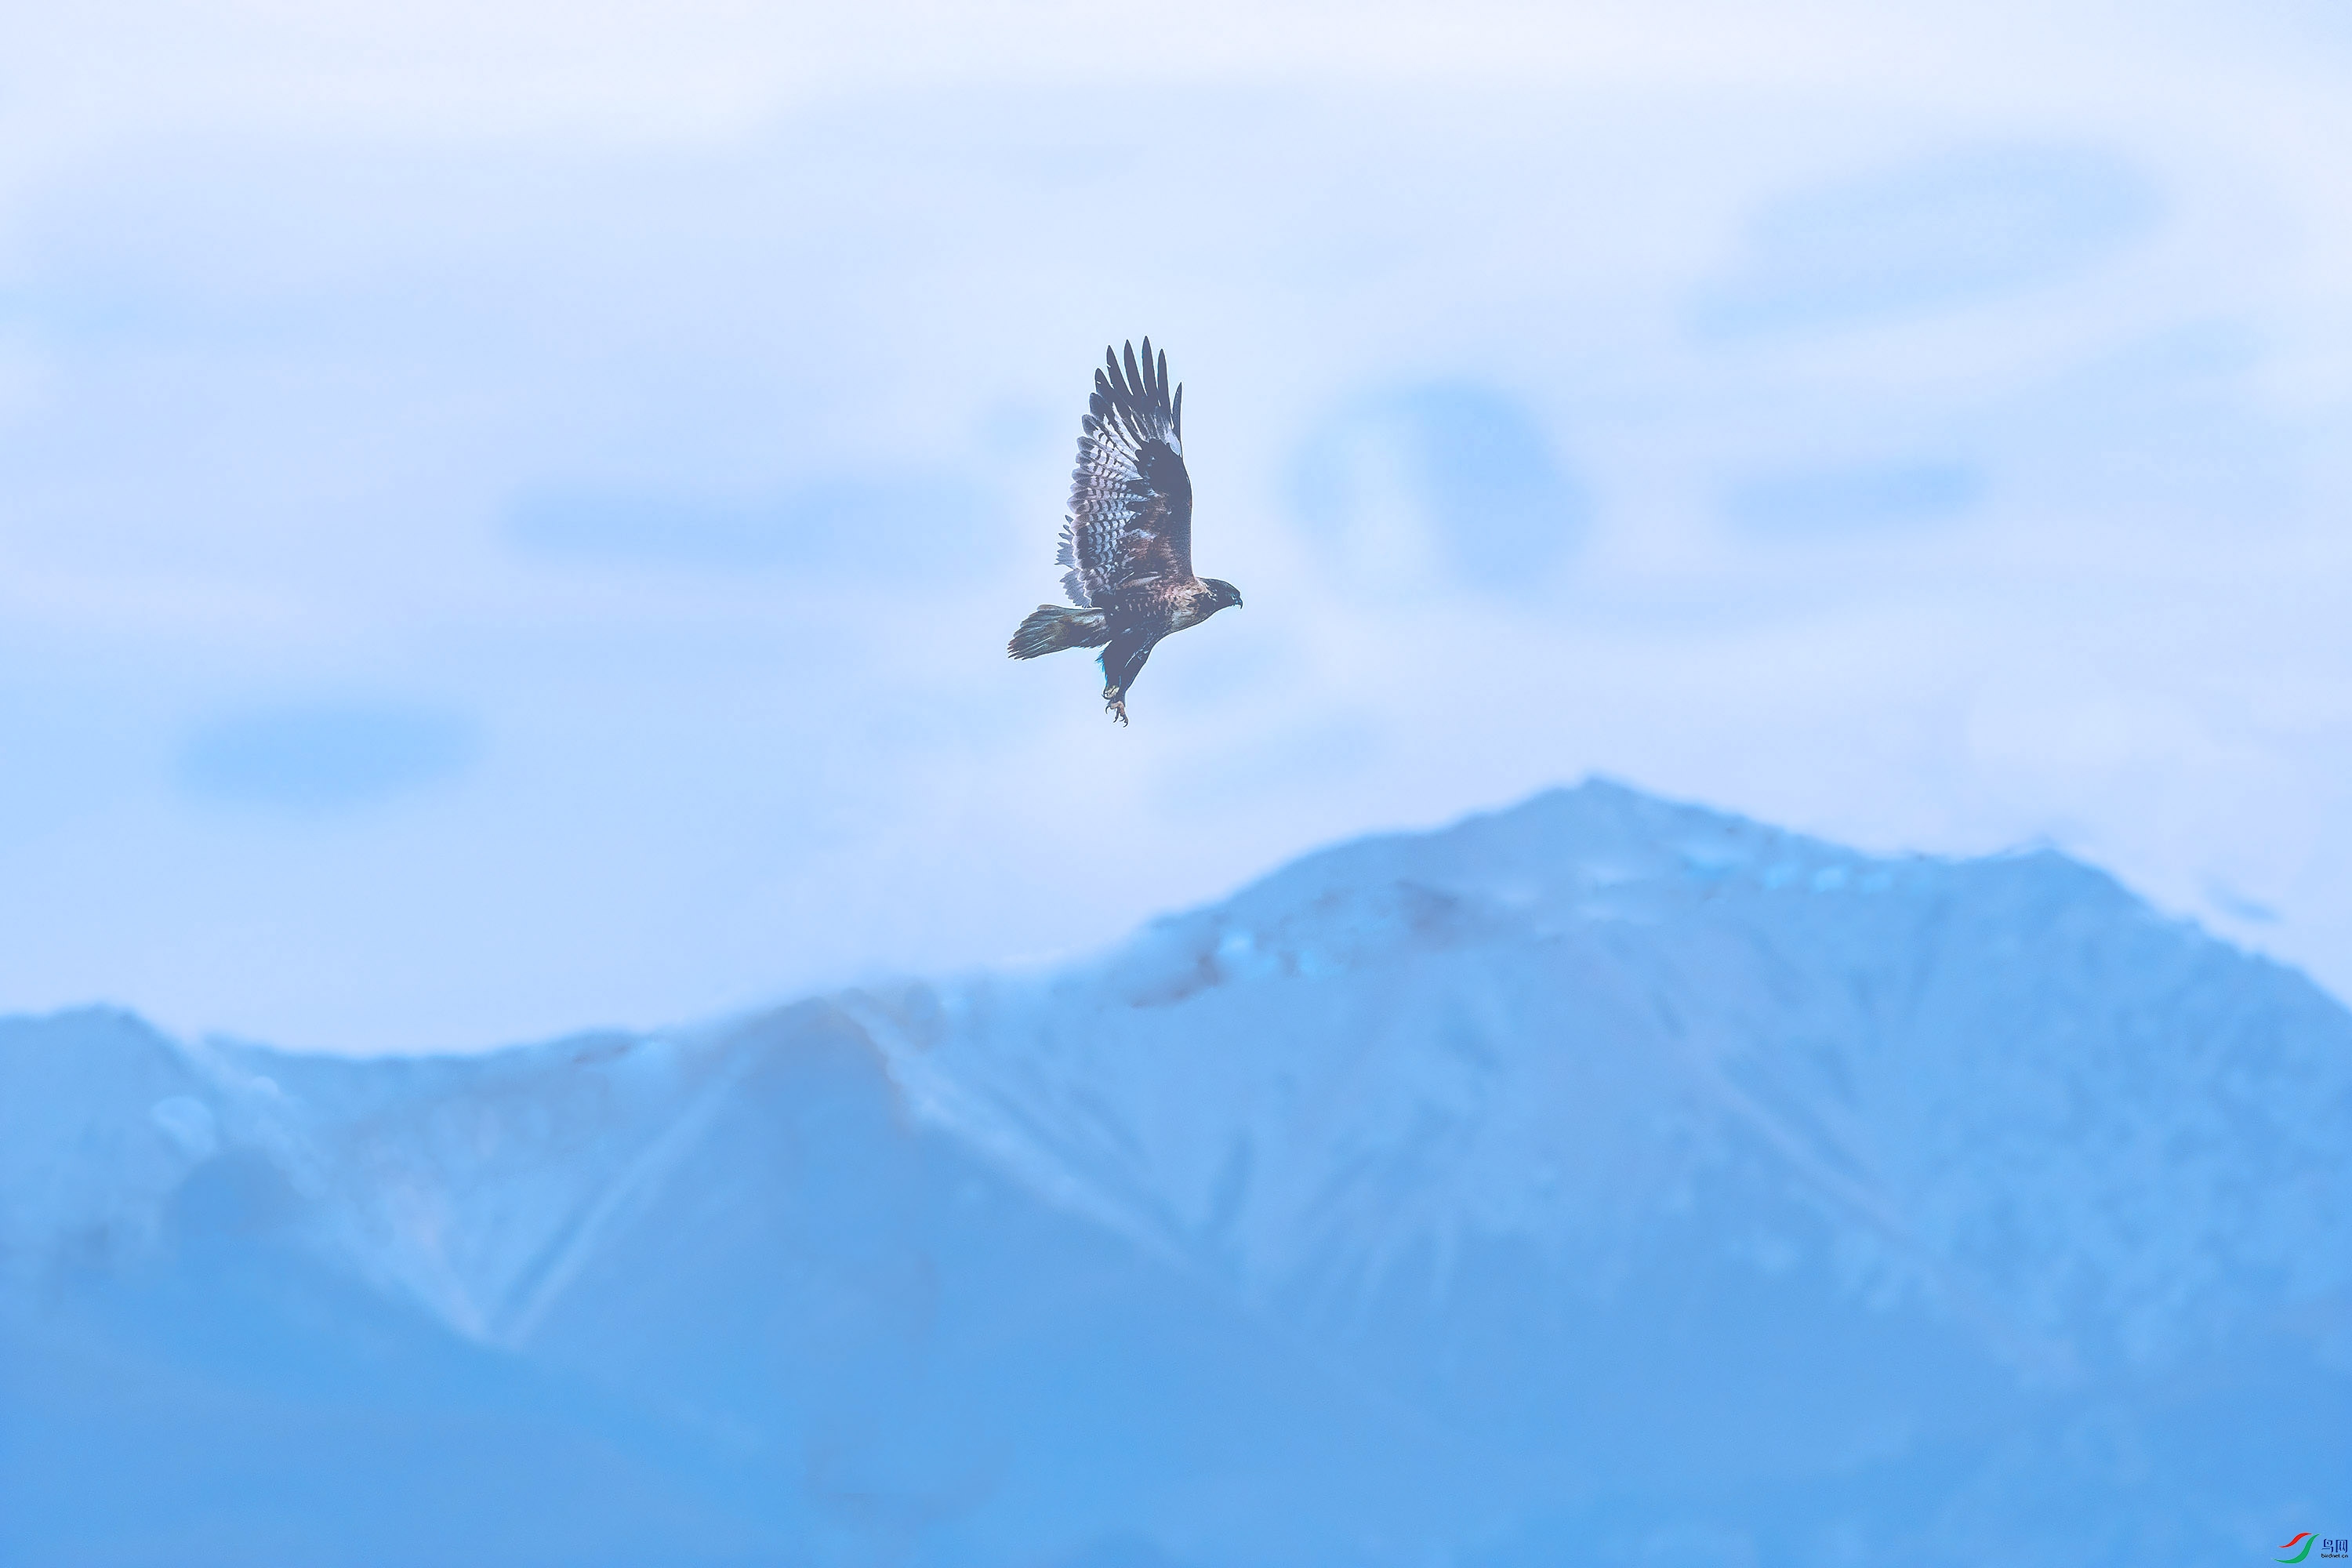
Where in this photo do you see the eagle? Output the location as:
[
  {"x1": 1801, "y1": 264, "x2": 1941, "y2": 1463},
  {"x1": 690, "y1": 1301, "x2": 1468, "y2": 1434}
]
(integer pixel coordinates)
[{"x1": 1007, "y1": 339, "x2": 1242, "y2": 724}]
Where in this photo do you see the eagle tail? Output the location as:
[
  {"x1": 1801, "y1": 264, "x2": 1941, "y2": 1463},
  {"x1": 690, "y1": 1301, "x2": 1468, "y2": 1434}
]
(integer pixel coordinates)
[{"x1": 1008, "y1": 604, "x2": 1110, "y2": 659}]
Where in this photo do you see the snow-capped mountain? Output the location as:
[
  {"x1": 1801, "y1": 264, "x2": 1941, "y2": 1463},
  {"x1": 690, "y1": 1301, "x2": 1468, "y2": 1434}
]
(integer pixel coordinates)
[{"x1": 3, "y1": 782, "x2": 2346, "y2": 1567}]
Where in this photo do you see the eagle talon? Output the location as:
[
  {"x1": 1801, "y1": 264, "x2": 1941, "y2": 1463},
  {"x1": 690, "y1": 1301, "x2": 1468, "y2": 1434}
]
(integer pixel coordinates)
[{"x1": 1105, "y1": 691, "x2": 1129, "y2": 726}]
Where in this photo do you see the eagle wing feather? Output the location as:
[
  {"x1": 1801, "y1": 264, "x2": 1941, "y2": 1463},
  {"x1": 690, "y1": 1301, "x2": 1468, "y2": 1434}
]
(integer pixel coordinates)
[{"x1": 1061, "y1": 337, "x2": 1192, "y2": 608}]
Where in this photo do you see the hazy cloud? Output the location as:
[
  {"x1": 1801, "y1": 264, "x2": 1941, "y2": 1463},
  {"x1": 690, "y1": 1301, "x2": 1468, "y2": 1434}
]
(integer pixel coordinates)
[
  {"x1": 1290, "y1": 383, "x2": 1588, "y2": 595},
  {"x1": 1726, "y1": 461, "x2": 1984, "y2": 533},
  {"x1": 2, "y1": 24, "x2": 2347, "y2": 1051},
  {"x1": 180, "y1": 704, "x2": 477, "y2": 812},
  {"x1": 1699, "y1": 145, "x2": 2161, "y2": 335},
  {"x1": 508, "y1": 474, "x2": 1004, "y2": 574}
]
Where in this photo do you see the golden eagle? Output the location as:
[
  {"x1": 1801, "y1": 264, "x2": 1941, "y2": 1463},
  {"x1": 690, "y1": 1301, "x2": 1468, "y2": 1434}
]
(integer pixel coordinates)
[{"x1": 1007, "y1": 339, "x2": 1242, "y2": 724}]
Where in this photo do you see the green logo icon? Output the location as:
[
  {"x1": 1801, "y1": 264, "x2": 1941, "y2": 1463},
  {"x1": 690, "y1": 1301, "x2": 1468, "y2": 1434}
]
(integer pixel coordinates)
[{"x1": 2281, "y1": 1534, "x2": 2317, "y2": 1563}]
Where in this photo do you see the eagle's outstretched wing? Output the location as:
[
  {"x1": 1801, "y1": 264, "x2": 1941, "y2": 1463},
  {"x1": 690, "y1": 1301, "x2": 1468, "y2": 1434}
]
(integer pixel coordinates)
[{"x1": 1058, "y1": 339, "x2": 1192, "y2": 608}]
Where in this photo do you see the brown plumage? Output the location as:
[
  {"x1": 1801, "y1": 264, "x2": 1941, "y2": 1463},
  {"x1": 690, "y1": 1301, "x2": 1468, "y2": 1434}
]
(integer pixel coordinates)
[{"x1": 1007, "y1": 339, "x2": 1242, "y2": 724}]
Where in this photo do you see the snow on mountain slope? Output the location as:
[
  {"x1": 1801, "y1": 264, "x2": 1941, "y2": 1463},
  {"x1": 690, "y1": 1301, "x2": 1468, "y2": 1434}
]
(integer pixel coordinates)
[
  {"x1": 2, "y1": 781, "x2": 2347, "y2": 1567},
  {"x1": 862, "y1": 782, "x2": 2351, "y2": 1379}
]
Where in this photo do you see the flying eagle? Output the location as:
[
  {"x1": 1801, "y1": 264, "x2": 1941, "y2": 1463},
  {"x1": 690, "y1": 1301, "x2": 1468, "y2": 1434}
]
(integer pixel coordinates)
[{"x1": 1007, "y1": 339, "x2": 1242, "y2": 724}]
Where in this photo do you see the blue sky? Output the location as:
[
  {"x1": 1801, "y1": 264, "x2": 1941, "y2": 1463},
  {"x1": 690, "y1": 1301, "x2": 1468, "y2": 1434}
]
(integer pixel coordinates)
[{"x1": 2, "y1": 0, "x2": 2350, "y2": 1051}]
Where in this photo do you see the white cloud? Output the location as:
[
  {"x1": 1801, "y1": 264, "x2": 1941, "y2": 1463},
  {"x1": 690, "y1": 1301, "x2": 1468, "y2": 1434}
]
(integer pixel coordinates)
[{"x1": 2, "y1": 2, "x2": 2350, "y2": 1049}]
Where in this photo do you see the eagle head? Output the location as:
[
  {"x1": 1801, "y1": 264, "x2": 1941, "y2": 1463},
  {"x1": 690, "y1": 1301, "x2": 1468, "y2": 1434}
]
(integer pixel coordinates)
[{"x1": 1203, "y1": 578, "x2": 1243, "y2": 613}]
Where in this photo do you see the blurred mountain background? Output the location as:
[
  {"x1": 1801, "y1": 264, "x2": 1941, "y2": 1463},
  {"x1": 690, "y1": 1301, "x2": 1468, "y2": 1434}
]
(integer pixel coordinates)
[{"x1": 5, "y1": 783, "x2": 2345, "y2": 1566}]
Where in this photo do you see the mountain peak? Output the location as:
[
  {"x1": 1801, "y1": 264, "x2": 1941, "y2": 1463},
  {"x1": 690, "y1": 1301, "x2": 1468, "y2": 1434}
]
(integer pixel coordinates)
[{"x1": 4, "y1": 782, "x2": 2347, "y2": 1566}]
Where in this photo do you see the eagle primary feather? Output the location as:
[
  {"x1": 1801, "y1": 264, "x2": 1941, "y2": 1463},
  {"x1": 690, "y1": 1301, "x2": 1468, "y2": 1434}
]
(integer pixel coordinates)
[{"x1": 1008, "y1": 338, "x2": 1241, "y2": 724}]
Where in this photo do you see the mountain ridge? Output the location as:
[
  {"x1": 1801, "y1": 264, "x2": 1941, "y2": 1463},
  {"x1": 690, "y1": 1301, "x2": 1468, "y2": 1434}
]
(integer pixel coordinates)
[{"x1": 3, "y1": 779, "x2": 2347, "y2": 1566}]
